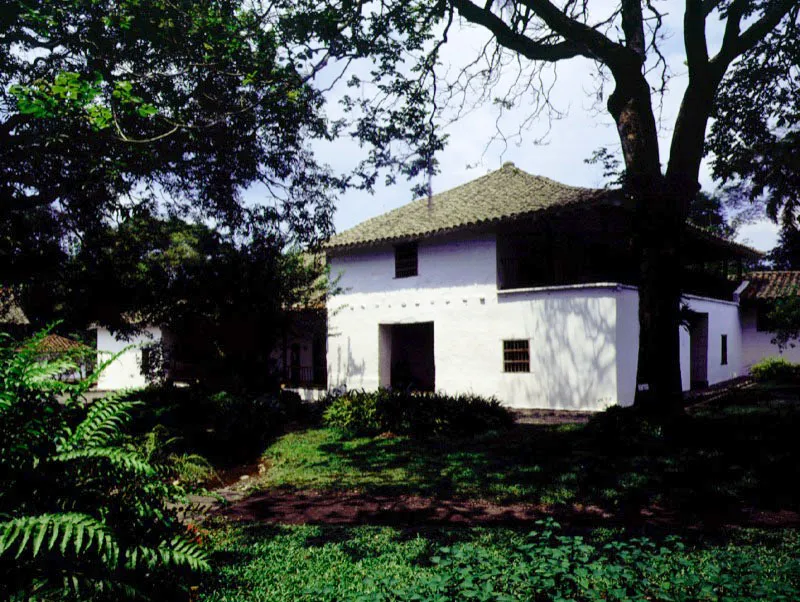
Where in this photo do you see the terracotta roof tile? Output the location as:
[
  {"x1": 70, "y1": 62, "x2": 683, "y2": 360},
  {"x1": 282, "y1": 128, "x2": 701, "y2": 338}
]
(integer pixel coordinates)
[
  {"x1": 325, "y1": 163, "x2": 610, "y2": 250},
  {"x1": 741, "y1": 271, "x2": 800, "y2": 300},
  {"x1": 325, "y1": 163, "x2": 761, "y2": 260},
  {"x1": 35, "y1": 334, "x2": 90, "y2": 354}
]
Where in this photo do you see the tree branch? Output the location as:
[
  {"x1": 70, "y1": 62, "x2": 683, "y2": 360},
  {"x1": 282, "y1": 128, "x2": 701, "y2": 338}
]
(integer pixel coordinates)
[
  {"x1": 711, "y1": 0, "x2": 796, "y2": 74},
  {"x1": 701, "y1": 0, "x2": 723, "y2": 18},
  {"x1": 621, "y1": 0, "x2": 646, "y2": 60},
  {"x1": 514, "y1": 0, "x2": 633, "y2": 68},
  {"x1": 450, "y1": 0, "x2": 588, "y2": 61},
  {"x1": 684, "y1": 0, "x2": 709, "y2": 78}
]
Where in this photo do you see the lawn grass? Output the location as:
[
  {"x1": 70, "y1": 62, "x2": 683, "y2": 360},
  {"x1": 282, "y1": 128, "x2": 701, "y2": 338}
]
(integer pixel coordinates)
[
  {"x1": 200, "y1": 386, "x2": 800, "y2": 600},
  {"x1": 198, "y1": 522, "x2": 800, "y2": 601},
  {"x1": 255, "y1": 385, "x2": 800, "y2": 514}
]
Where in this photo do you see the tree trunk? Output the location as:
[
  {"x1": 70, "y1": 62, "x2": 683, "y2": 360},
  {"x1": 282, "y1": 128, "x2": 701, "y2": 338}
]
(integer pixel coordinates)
[
  {"x1": 607, "y1": 77, "x2": 687, "y2": 413},
  {"x1": 632, "y1": 181, "x2": 687, "y2": 413}
]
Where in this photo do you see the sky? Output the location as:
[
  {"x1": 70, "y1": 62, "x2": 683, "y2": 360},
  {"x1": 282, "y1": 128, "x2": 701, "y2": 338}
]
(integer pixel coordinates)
[{"x1": 245, "y1": 1, "x2": 780, "y2": 253}]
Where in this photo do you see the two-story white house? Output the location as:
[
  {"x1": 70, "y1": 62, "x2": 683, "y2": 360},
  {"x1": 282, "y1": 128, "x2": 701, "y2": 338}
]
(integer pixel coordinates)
[{"x1": 325, "y1": 162, "x2": 763, "y2": 411}]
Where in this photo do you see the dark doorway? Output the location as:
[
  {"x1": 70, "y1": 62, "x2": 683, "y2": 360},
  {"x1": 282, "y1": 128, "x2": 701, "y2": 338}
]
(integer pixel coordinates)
[
  {"x1": 290, "y1": 343, "x2": 301, "y2": 386},
  {"x1": 388, "y1": 322, "x2": 435, "y2": 391},
  {"x1": 312, "y1": 334, "x2": 327, "y2": 387},
  {"x1": 689, "y1": 313, "x2": 709, "y2": 390}
]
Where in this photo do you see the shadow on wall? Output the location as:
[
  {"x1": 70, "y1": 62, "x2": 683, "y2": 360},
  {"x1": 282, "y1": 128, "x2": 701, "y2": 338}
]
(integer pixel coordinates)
[
  {"x1": 329, "y1": 334, "x2": 366, "y2": 389},
  {"x1": 497, "y1": 293, "x2": 616, "y2": 411}
]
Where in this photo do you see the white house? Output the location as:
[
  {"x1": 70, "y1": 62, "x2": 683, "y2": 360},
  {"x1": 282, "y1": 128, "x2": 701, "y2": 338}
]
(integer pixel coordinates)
[
  {"x1": 325, "y1": 162, "x2": 773, "y2": 411},
  {"x1": 95, "y1": 309, "x2": 327, "y2": 397}
]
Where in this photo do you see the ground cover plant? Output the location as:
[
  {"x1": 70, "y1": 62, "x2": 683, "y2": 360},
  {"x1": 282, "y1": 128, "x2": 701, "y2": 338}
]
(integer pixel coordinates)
[
  {"x1": 259, "y1": 386, "x2": 800, "y2": 515},
  {"x1": 322, "y1": 388, "x2": 514, "y2": 438},
  {"x1": 198, "y1": 522, "x2": 800, "y2": 602},
  {"x1": 0, "y1": 331, "x2": 208, "y2": 600}
]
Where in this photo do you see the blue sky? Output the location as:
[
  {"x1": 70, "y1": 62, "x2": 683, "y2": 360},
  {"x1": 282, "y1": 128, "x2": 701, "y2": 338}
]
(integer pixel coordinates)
[{"x1": 245, "y1": 1, "x2": 780, "y2": 252}]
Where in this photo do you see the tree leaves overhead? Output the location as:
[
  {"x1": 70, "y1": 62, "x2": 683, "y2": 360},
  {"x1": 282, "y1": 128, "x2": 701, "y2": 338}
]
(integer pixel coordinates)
[{"x1": 709, "y1": 12, "x2": 800, "y2": 226}]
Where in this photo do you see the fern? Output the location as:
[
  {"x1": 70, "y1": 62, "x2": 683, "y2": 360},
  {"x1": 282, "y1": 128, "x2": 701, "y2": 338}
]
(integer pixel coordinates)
[
  {"x1": 0, "y1": 513, "x2": 120, "y2": 566},
  {"x1": 57, "y1": 392, "x2": 140, "y2": 452},
  {"x1": 0, "y1": 330, "x2": 209, "y2": 601}
]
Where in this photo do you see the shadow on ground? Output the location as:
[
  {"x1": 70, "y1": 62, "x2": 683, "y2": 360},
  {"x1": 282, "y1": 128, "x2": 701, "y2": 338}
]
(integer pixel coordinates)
[{"x1": 215, "y1": 384, "x2": 800, "y2": 532}]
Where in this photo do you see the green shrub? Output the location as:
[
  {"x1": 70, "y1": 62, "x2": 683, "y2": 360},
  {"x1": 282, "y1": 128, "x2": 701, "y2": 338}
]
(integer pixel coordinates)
[
  {"x1": 323, "y1": 388, "x2": 513, "y2": 438},
  {"x1": 0, "y1": 329, "x2": 209, "y2": 601},
  {"x1": 749, "y1": 356, "x2": 800, "y2": 383},
  {"x1": 131, "y1": 386, "x2": 307, "y2": 464}
]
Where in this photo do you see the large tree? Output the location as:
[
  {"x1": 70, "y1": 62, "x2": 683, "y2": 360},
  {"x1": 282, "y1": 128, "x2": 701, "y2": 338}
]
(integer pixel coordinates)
[
  {"x1": 0, "y1": 0, "x2": 342, "y2": 320},
  {"x1": 1, "y1": 0, "x2": 439, "y2": 335},
  {"x1": 283, "y1": 0, "x2": 798, "y2": 411}
]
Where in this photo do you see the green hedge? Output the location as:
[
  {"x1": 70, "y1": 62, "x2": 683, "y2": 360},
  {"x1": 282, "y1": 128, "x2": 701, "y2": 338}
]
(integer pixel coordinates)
[
  {"x1": 749, "y1": 356, "x2": 800, "y2": 383},
  {"x1": 322, "y1": 388, "x2": 513, "y2": 438}
]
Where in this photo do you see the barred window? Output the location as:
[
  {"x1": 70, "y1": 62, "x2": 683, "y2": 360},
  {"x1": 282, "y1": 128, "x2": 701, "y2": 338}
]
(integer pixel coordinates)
[
  {"x1": 503, "y1": 340, "x2": 530, "y2": 373},
  {"x1": 395, "y1": 242, "x2": 418, "y2": 278}
]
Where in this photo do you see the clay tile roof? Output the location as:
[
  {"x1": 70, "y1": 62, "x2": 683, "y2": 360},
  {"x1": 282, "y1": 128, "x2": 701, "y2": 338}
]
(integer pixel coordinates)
[
  {"x1": 35, "y1": 334, "x2": 90, "y2": 354},
  {"x1": 741, "y1": 271, "x2": 800, "y2": 300},
  {"x1": 325, "y1": 162, "x2": 612, "y2": 250},
  {"x1": 324, "y1": 163, "x2": 761, "y2": 259}
]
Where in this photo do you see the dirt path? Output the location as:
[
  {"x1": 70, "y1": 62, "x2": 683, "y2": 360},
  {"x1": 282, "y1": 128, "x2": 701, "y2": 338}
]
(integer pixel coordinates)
[{"x1": 212, "y1": 489, "x2": 800, "y2": 531}]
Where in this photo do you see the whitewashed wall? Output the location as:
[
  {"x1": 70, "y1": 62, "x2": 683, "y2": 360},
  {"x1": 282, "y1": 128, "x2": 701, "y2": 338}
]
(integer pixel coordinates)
[
  {"x1": 740, "y1": 306, "x2": 800, "y2": 369},
  {"x1": 328, "y1": 234, "x2": 757, "y2": 410},
  {"x1": 614, "y1": 289, "x2": 743, "y2": 405},
  {"x1": 96, "y1": 326, "x2": 162, "y2": 390},
  {"x1": 682, "y1": 294, "x2": 742, "y2": 385},
  {"x1": 329, "y1": 234, "x2": 626, "y2": 410}
]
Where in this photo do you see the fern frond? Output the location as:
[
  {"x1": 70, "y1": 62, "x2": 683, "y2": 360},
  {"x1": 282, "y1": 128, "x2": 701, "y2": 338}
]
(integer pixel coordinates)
[
  {"x1": 124, "y1": 535, "x2": 209, "y2": 572},
  {"x1": 0, "y1": 514, "x2": 120, "y2": 567},
  {"x1": 67, "y1": 349, "x2": 134, "y2": 401},
  {"x1": 58, "y1": 391, "x2": 140, "y2": 452},
  {"x1": 50, "y1": 447, "x2": 157, "y2": 478}
]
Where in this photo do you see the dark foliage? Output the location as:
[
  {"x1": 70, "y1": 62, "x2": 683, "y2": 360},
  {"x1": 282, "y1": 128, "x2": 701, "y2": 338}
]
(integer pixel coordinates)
[
  {"x1": 131, "y1": 385, "x2": 307, "y2": 465},
  {"x1": 768, "y1": 226, "x2": 800, "y2": 269},
  {"x1": 709, "y1": 15, "x2": 800, "y2": 226},
  {"x1": 323, "y1": 388, "x2": 514, "y2": 439},
  {"x1": 0, "y1": 330, "x2": 208, "y2": 601}
]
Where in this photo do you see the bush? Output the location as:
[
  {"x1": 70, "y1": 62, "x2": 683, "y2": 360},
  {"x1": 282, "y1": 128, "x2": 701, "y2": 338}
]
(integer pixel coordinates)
[
  {"x1": 749, "y1": 356, "x2": 800, "y2": 383},
  {"x1": 0, "y1": 330, "x2": 208, "y2": 601},
  {"x1": 323, "y1": 388, "x2": 513, "y2": 438},
  {"x1": 131, "y1": 385, "x2": 306, "y2": 465}
]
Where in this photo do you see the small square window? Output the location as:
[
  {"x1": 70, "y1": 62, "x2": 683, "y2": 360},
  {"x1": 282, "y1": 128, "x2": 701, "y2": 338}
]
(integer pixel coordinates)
[
  {"x1": 721, "y1": 334, "x2": 728, "y2": 366},
  {"x1": 395, "y1": 242, "x2": 418, "y2": 278},
  {"x1": 503, "y1": 340, "x2": 530, "y2": 373}
]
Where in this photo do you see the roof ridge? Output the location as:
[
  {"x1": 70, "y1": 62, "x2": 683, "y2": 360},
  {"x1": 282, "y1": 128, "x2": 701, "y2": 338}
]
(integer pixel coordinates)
[{"x1": 327, "y1": 164, "x2": 603, "y2": 250}]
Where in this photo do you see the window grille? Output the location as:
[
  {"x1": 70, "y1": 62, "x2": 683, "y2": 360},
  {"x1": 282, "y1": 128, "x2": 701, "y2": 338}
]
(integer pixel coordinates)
[
  {"x1": 395, "y1": 242, "x2": 418, "y2": 278},
  {"x1": 503, "y1": 340, "x2": 530, "y2": 373}
]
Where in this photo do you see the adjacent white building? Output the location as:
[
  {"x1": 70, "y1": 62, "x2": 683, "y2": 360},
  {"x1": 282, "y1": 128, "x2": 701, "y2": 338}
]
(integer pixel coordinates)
[{"x1": 325, "y1": 162, "x2": 772, "y2": 411}]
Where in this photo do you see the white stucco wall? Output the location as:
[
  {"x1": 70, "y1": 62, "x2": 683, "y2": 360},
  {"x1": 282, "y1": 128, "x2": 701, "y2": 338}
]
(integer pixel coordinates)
[
  {"x1": 328, "y1": 234, "x2": 758, "y2": 410},
  {"x1": 740, "y1": 306, "x2": 800, "y2": 370},
  {"x1": 96, "y1": 326, "x2": 162, "y2": 390},
  {"x1": 614, "y1": 290, "x2": 742, "y2": 404},
  {"x1": 682, "y1": 294, "x2": 742, "y2": 385},
  {"x1": 329, "y1": 235, "x2": 624, "y2": 410}
]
